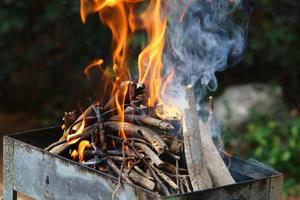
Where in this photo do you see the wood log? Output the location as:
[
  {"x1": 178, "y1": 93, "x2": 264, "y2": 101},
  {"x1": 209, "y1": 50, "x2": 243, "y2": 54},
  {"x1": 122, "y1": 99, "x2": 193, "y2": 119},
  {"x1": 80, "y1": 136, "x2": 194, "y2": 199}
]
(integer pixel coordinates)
[
  {"x1": 199, "y1": 96, "x2": 235, "y2": 187},
  {"x1": 183, "y1": 85, "x2": 212, "y2": 191}
]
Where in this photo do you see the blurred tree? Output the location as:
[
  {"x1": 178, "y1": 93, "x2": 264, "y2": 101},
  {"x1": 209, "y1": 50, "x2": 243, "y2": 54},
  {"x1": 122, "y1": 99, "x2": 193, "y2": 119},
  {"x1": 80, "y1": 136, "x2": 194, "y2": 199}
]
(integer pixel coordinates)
[
  {"x1": 224, "y1": 111, "x2": 300, "y2": 195},
  {"x1": 0, "y1": 0, "x2": 111, "y2": 119},
  {"x1": 218, "y1": 0, "x2": 300, "y2": 107}
]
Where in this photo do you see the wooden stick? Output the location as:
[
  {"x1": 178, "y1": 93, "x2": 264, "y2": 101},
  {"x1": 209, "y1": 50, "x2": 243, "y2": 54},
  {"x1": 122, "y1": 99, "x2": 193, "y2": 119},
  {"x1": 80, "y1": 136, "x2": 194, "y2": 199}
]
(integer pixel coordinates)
[
  {"x1": 127, "y1": 169, "x2": 155, "y2": 191},
  {"x1": 49, "y1": 142, "x2": 72, "y2": 155},
  {"x1": 129, "y1": 142, "x2": 170, "y2": 195},
  {"x1": 183, "y1": 85, "x2": 212, "y2": 191},
  {"x1": 161, "y1": 162, "x2": 188, "y2": 174},
  {"x1": 199, "y1": 96, "x2": 236, "y2": 186},
  {"x1": 133, "y1": 165, "x2": 154, "y2": 181},
  {"x1": 153, "y1": 166, "x2": 179, "y2": 190},
  {"x1": 179, "y1": 178, "x2": 185, "y2": 194},
  {"x1": 107, "y1": 158, "x2": 133, "y2": 184},
  {"x1": 183, "y1": 176, "x2": 192, "y2": 193},
  {"x1": 46, "y1": 125, "x2": 94, "y2": 152},
  {"x1": 133, "y1": 143, "x2": 165, "y2": 168},
  {"x1": 148, "y1": 164, "x2": 171, "y2": 196},
  {"x1": 48, "y1": 125, "x2": 95, "y2": 154},
  {"x1": 104, "y1": 122, "x2": 167, "y2": 154},
  {"x1": 91, "y1": 105, "x2": 107, "y2": 151},
  {"x1": 175, "y1": 159, "x2": 180, "y2": 194},
  {"x1": 110, "y1": 114, "x2": 174, "y2": 131}
]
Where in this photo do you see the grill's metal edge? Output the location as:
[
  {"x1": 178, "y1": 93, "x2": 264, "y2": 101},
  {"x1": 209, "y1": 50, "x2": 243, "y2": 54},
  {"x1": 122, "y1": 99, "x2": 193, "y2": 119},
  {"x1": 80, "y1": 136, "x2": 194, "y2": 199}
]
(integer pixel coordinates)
[
  {"x1": 3, "y1": 128, "x2": 284, "y2": 200},
  {"x1": 5, "y1": 135, "x2": 160, "y2": 200}
]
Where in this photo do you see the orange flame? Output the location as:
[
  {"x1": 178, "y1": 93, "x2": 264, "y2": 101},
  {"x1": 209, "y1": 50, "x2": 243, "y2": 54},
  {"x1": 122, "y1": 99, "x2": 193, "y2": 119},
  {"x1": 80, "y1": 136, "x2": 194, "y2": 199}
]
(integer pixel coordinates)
[
  {"x1": 71, "y1": 149, "x2": 79, "y2": 160},
  {"x1": 80, "y1": 0, "x2": 172, "y2": 138},
  {"x1": 138, "y1": 0, "x2": 167, "y2": 107},
  {"x1": 84, "y1": 59, "x2": 104, "y2": 78},
  {"x1": 67, "y1": 119, "x2": 85, "y2": 145},
  {"x1": 78, "y1": 140, "x2": 92, "y2": 162}
]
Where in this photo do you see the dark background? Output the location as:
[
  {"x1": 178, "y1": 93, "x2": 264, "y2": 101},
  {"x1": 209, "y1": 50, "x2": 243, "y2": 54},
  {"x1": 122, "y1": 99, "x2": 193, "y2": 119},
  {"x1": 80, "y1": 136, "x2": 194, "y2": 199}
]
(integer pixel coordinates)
[{"x1": 0, "y1": 0, "x2": 299, "y2": 197}]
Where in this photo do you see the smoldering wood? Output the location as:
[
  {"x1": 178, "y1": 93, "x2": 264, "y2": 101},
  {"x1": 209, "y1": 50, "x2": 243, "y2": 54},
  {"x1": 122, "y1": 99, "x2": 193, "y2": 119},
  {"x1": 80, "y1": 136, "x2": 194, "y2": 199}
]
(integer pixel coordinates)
[
  {"x1": 150, "y1": 104, "x2": 183, "y2": 121},
  {"x1": 183, "y1": 85, "x2": 212, "y2": 191},
  {"x1": 47, "y1": 125, "x2": 96, "y2": 153},
  {"x1": 45, "y1": 80, "x2": 236, "y2": 196},
  {"x1": 92, "y1": 104, "x2": 107, "y2": 150},
  {"x1": 199, "y1": 97, "x2": 236, "y2": 187}
]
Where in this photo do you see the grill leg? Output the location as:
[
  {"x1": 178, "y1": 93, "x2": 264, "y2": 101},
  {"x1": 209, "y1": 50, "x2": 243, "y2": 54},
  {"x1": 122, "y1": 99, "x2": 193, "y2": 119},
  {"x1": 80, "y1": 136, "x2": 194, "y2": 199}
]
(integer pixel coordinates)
[{"x1": 3, "y1": 136, "x2": 17, "y2": 200}]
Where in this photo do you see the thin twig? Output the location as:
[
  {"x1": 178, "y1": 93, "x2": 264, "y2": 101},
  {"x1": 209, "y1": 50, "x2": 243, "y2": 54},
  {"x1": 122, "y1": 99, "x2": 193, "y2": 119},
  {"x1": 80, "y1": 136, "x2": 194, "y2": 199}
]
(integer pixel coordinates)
[
  {"x1": 176, "y1": 159, "x2": 180, "y2": 194},
  {"x1": 112, "y1": 141, "x2": 126, "y2": 200}
]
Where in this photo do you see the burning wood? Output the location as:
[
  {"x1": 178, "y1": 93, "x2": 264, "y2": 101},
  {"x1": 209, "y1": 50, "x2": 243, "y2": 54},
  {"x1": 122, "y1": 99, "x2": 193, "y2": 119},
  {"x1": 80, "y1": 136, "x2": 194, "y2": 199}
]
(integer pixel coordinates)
[
  {"x1": 46, "y1": 82, "x2": 235, "y2": 197},
  {"x1": 183, "y1": 85, "x2": 212, "y2": 190},
  {"x1": 44, "y1": 0, "x2": 236, "y2": 197}
]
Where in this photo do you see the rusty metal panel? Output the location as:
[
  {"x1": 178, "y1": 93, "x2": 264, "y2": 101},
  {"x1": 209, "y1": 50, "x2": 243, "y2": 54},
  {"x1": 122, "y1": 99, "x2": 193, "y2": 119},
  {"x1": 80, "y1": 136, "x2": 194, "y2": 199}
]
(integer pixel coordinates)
[{"x1": 12, "y1": 140, "x2": 159, "y2": 200}]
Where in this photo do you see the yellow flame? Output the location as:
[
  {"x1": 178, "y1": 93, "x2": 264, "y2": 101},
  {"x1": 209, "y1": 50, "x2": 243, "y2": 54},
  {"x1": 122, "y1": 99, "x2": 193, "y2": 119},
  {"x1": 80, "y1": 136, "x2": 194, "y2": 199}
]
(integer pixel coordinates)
[
  {"x1": 67, "y1": 119, "x2": 85, "y2": 145},
  {"x1": 78, "y1": 140, "x2": 92, "y2": 162},
  {"x1": 71, "y1": 149, "x2": 79, "y2": 160},
  {"x1": 137, "y1": 0, "x2": 167, "y2": 107},
  {"x1": 115, "y1": 82, "x2": 129, "y2": 139}
]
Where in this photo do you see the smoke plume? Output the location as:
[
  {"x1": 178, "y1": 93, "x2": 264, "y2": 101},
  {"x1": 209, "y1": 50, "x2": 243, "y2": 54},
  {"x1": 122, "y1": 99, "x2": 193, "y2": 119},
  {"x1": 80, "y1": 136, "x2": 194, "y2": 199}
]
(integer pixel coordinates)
[{"x1": 163, "y1": 0, "x2": 250, "y2": 108}]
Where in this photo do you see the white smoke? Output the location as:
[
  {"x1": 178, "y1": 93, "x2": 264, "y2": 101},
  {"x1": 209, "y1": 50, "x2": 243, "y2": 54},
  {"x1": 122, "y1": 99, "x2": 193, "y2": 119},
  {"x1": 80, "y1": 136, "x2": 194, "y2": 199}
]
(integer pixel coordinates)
[{"x1": 163, "y1": 0, "x2": 249, "y2": 109}]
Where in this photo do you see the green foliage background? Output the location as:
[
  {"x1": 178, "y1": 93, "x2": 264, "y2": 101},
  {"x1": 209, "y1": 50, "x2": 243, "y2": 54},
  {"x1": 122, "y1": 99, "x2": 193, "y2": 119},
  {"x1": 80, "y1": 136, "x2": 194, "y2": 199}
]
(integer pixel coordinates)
[
  {"x1": 0, "y1": 0, "x2": 299, "y2": 195},
  {"x1": 224, "y1": 112, "x2": 300, "y2": 195}
]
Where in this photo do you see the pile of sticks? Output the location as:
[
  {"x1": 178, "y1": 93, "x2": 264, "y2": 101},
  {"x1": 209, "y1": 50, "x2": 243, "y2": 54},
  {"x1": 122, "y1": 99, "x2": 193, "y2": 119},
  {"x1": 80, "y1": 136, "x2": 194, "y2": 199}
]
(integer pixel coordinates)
[{"x1": 45, "y1": 82, "x2": 235, "y2": 197}]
